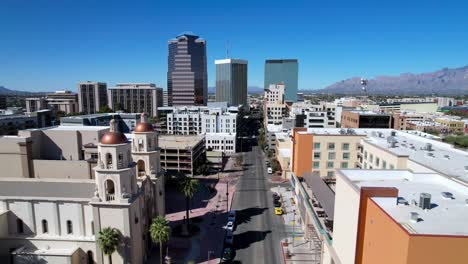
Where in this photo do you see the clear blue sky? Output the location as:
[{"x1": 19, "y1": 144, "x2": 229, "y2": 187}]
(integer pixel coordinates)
[{"x1": 1, "y1": 0, "x2": 467, "y2": 92}]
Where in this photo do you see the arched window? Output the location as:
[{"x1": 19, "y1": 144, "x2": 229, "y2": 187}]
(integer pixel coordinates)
[
  {"x1": 17, "y1": 219, "x2": 24, "y2": 234},
  {"x1": 138, "y1": 138, "x2": 144, "y2": 151},
  {"x1": 42, "y1": 219, "x2": 48, "y2": 233},
  {"x1": 105, "y1": 179, "x2": 115, "y2": 201},
  {"x1": 137, "y1": 160, "x2": 145, "y2": 177},
  {"x1": 66, "y1": 220, "x2": 73, "y2": 234},
  {"x1": 87, "y1": 251, "x2": 94, "y2": 264},
  {"x1": 105, "y1": 153, "x2": 113, "y2": 168}
]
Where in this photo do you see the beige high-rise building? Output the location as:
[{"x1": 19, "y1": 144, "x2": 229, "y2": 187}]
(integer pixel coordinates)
[
  {"x1": 78, "y1": 81, "x2": 108, "y2": 114},
  {"x1": 108, "y1": 83, "x2": 163, "y2": 117}
]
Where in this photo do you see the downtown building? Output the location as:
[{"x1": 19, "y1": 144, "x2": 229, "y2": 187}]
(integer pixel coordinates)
[
  {"x1": 26, "y1": 90, "x2": 79, "y2": 114},
  {"x1": 108, "y1": 83, "x2": 163, "y2": 117},
  {"x1": 215, "y1": 59, "x2": 248, "y2": 108},
  {"x1": 286, "y1": 128, "x2": 468, "y2": 264},
  {"x1": 78, "y1": 81, "x2": 108, "y2": 114},
  {"x1": 264, "y1": 59, "x2": 298, "y2": 102},
  {"x1": 167, "y1": 33, "x2": 207, "y2": 106},
  {"x1": 157, "y1": 104, "x2": 239, "y2": 153},
  {"x1": 0, "y1": 115, "x2": 164, "y2": 264}
]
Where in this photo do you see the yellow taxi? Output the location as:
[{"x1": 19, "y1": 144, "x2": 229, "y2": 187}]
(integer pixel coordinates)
[{"x1": 275, "y1": 207, "x2": 283, "y2": 215}]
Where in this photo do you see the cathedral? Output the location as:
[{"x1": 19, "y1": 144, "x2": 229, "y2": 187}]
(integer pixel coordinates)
[{"x1": 0, "y1": 113, "x2": 164, "y2": 264}]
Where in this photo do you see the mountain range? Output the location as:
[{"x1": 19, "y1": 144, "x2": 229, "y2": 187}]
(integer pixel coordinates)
[{"x1": 318, "y1": 65, "x2": 468, "y2": 95}]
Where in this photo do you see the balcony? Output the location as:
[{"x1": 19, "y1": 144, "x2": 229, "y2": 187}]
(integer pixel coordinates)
[{"x1": 106, "y1": 194, "x2": 115, "y2": 201}]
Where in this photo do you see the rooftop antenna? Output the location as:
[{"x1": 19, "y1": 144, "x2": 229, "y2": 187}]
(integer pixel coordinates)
[
  {"x1": 360, "y1": 78, "x2": 368, "y2": 100},
  {"x1": 226, "y1": 40, "x2": 230, "y2": 59}
]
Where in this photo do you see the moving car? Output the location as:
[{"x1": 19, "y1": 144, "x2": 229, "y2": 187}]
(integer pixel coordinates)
[
  {"x1": 275, "y1": 207, "x2": 283, "y2": 215},
  {"x1": 226, "y1": 221, "x2": 234, "y2": 232},
  {"x1": 228, "y1": 210, "x2": 236, "y2": 222},
  {"x1": 225, "y1": 231, "x2": 234, "y2": 244},
  {"x1": 221, "y1": 248, "x2": 233, "y2": 263}
]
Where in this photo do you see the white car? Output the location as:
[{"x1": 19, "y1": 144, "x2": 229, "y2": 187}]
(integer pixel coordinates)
[
  {"x1": 228, "y1": 210, "x2": 236, "y2": 222},
  {"x1": 267, "y1": 167, "x2": 273, "y2": 174},
  {"x1": 226, "y1": 221, "x2": 235, "y2": 232},
  {"x1": 225, "y1": 231, "x2": 234, "y2": 244}
]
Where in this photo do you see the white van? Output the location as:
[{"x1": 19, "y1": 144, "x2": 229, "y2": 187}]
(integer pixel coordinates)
[{"x1": 267, "y1": 167, "x2": 273, "y2": 174}]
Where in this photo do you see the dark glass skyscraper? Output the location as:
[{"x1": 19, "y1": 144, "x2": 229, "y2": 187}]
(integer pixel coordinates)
[
  {"x1": 215, "y1": 59, "x2": 248, "y2": 107},
  {"x1": 167, "y1": 33, "x2": 207, "y2": 106},
  {"x1": 264, "y1": 59, "x2": 298, "y2": 102}
]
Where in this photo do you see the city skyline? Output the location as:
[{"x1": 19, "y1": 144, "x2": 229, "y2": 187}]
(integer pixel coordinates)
[{"x1": 1, "y1": 0, "x2": 467, "y2": 92}]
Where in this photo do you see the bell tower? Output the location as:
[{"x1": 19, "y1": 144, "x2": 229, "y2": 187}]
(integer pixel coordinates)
[
  {"x1": 94, "y1": 119, "x2": 137, "y2": 203},
  {"x1": 132, "y1": 113, "x2": 161, "y2": 179}
]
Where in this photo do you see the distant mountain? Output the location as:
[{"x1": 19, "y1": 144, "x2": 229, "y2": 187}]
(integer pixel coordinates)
[
  {"x1": 0, "y1": 86, "x2": 48, "y2": 96},
  {"x1": 208, "y1": 86, "x2": 264, "y2": 94},
  {"x1": 318, "y1": 66, "x2": 468, "y2": 95}
]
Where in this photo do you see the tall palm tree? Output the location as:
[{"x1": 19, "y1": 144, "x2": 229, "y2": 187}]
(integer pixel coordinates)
[
  {"x1": 97, "y1": 227, "x2": 120, "y2": 264},
  {"x1": 150, "y1": 216, "x2": 171, "y2": 264},
  {"x1": 179, "y1": 176, "x2": 199, "y2": 230}
]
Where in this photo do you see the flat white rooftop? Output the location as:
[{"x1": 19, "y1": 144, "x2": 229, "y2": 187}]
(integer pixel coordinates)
[
  {"x1": 364, "y1": 129, "x2": 468, "y2": 183},
  {"x1": 300, "y1": 128, "x2": 367, "y2": 136},
  {"x1": 340, "y1": 169, "x2": 468, "y2": 236}
]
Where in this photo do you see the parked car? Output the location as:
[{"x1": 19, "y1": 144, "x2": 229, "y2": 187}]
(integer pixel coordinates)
[
  {"x1": 221, "y1": 248, "x2": 233, "y2": 263},
  {"x1": 226, "y1": 221, "x2": 235, "y2": 232},
  {"x1": 225, "y1": 231, "x2": 234, "y2": 244},
  {"x1": 274, "y1": 200, "x2": 281, "y2": 208},
  {"x1": 275, "y1": 207, "x2": 283, "y2": 215},
  {"x1": 228, "y1": 210, "x2": 236, "y2": 222},
  {"x1": 267, "y1": 167, "x2": 273, "y2": 174}
]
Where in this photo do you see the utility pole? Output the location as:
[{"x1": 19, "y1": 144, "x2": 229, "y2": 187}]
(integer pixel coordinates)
[{"x1": 292, "y1": 209, "x2": 296, "y2": 247}]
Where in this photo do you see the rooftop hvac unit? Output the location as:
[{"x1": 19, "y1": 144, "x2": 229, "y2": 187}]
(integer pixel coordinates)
[
  {"x1": 426, "y1": 143, "x2": 433, "y2": 151},
  {"x1": 441, "y1": 192, "x2": 453, "y2": 199},
  {"x1": 391, "y1": 131, "x2": 397, "y2": 137},
  {"x1": 419, "y1": 193, "x2": 431, "y2": 210},
  {"x1": 410, "y1": 212, "x2": 419, "y2": 223}
]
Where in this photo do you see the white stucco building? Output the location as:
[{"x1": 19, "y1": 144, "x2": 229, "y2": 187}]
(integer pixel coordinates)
[{"x1": 0, "y1": 115, "x2": 165, "y2": 264}]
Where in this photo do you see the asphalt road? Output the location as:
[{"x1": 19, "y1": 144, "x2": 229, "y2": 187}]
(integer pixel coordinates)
[{"x1": 230, "y1": 145, "x2": 286, "y2": 264}]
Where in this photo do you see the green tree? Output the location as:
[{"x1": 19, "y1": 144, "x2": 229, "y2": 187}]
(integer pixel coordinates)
[
  {"x1": 99, "y1": 105, "x2": 113, "y2": 113},
  {"x1": 178, "y1": 176, "x2": 200, "y2": 230},
  {"x1": 150, "y1": 216, "x2": 171, "y2": 264},
  {"x1": 97, "y1": 227, "x2": 120, "y2": 264}
]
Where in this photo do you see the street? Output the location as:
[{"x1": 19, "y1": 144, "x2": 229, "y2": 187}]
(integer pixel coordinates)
[{"x1": 230, "y1": 144, "x2": 287, "y2": 264}]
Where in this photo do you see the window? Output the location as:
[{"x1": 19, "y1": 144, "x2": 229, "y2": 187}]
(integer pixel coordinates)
[
  {"x1": 313, "y1": 143, "x2": 320, "y2": 149},
  {"x1": 17, "y1": 219, "x2": 24, "y2": 234},
  {"x1": 66, "y1": 220, "x2": 73, "y2": 234},
  {"x1": 42, "y1": 219, "x2": 48, "y2": 234},
  {"x1": 364, "y1": 162, "x2": 367, "y2": 169},
  {"x1": 376, "y1": 158, "x2": 380, "y2": 166},
  {"x1": 91, "y1": 221, "x2": 95, "y2": 235},
  {"x1": 343, "y1": 153, "x2": 350, "y2": 160},
  {"x1": 327, "y1": 171, "x2": 334, "y2": 177},
  {"x1": 313, "y1": 152, "x2": 321, "y2": 159},
  {"x1": 364, "y1": 151, "x2": 367, "y2": 159},
  {"x1": 369, "y1": 154, "x2": 374, "y2": 163},
  {"x1": 313, "y1": 162, "x2": 320, "y2": 169},
  {"x1": 327, "y1": 162, "x2": 334, "y2": 168},
  {"x1": 328, "y1": 143, "x2": 335, "y2": 150},
  {"x1": 340, "y1": 162, "x2": 348, "y2": 168},
  {"x1": 390, "y1": 164, "x2": 395, "y2": 170},
  {"x1": 382, "y1": 161, "x2": 387, "y2": 169},
  {"x1": 342, "y1": 143, "x2": 350, "y2": 150},
  {"x1": 328, "y1": 152, "x2": 336, "y2": 160}
]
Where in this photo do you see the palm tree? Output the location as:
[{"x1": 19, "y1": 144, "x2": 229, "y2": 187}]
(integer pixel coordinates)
[
  {"x1": 97, "y1": 227, "x2": 120, "y2": 264},
  {"x1": 150, "y1": 216, "x2": 171, "y2": 264},
  {"x1": 178, "y1": 176, "x2": 199, "y2": 230}
]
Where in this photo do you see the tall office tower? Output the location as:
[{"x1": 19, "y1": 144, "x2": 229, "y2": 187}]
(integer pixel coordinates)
[
  {"x1": 167, "y1": 33, "x2": 207, "y2": 106},
  {"x1": 162, "y1": 90, "x2": 169, "y2": 107},
  {"x1": 215, "y1": 59, "x2": 248, "y2": 107},
  {"x1": 108, "y1": 83, "x2": 163, "y2": 117},
  {"x1": 264, "y1": 59, "x2": 298, "y2": 102},
  {"x1": 78, "y1": 81, "x2": 108, "y2": 114}
]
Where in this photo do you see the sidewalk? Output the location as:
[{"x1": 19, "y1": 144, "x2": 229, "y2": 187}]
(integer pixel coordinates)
[
  {"x1": 161, "y1": 154, "x2": 241, "y2": 264},
  {"x1": 273, "y1": 186, "x2": 321, "y2": 264}
]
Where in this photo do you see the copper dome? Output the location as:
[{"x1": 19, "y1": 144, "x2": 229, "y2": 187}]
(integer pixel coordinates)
[
  {"x1": 101, "y1": 132, "x2": 128, "y2": 145},
  {"x1": 100, "y1": 119, "x2": 128, "y2": 145},
  {"x1": 134, "y1": 113, "x2": 154, "y2": 132},
  {"x1": 134, "y1": 122, "x2": 154, "y2": 132}
]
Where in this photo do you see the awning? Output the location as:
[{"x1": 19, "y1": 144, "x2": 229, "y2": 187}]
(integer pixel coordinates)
[{"x1": 303, "y1": 172, "x2": 335, "y2": 220}]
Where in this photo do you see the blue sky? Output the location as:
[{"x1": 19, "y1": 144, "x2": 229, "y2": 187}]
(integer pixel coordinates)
[{"x1": 0, "y1": 0, "x2": 467, "y2": 92}]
